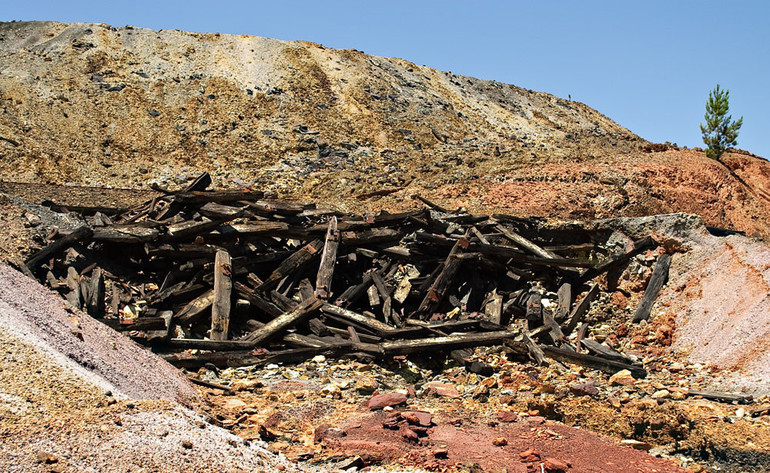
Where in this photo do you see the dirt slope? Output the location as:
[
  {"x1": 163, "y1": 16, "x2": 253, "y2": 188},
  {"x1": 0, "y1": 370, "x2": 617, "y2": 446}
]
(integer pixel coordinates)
[
  {"x1": 1, "y1": 21, "x2": 769, "y2": 236},
  {"x1": 0, "y1": 263, "x2": 314, "y2": 472}
]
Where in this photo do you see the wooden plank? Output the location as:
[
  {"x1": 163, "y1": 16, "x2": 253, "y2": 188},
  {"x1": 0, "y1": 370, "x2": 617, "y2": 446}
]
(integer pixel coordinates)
[
  {"x1": 320, "y1": 303, "x2": 399, "y2": 337},
  {"x1": 496, "y1": 224, "x2": 559, "y2": 260},
  {"x1": 687, "y1": 390, "x2": 753, "y2": 404},
  {"x1": 469, "y1": 243, "x2": 594, "y2": 268},
  {"x1": 525, "y1": 292, "x2": 542, "y2": 331},
  {"x1": 579, "y1": 236, "x2": 657, "y2": 283},
  {"x1": 412, "y1": 194, "x2": 449, "y2": 213},
  {"x1": 485, "y1": 289, "x2": 503, "y2": 325},
  {"x1": 172, "y1": 189, "x2": 264, "y2": 204},
  {"x1": 554, "y1": 283, "x2": 572, "y2": 322},
  {"x1": 91, "y1": 225, "x2": 160, "y2": 243},
  {"x1": 632, "y1": 253, "x2": 672, "y2": 323},
  {"x1": 257, "y1": 239, "x2": 324, "y2": 291},
  {"x1": 522, "y1": 332, "x2": 547, "y2": 366},
  {"x1": 25, "y1": 225, "x2": 93, "y2": 269},
  {"x1": 416, "y1": 236, "x2": 469, "y2": 318},
  {"x1": 174, "y1": 289, "x2": 215, "y2": 325},
  {"x1": 380, "y1": 330, "x2": 522, "y2": 355},
  {"x1": 541, "y1": 345, "x2": 647, "y2": 377},
  {"x1": 166, "y1": 217, "x2": 221, "y2": 240},
  {"x1": 242, "y1": 297, "x2": 323, "y2": 347},
  {"x1": 563, "y1": 284, "x2": 600, "y2": 336},
  {"x1": 86, "y1": 268, "x2": 105, "y2": 318},
  {"x1": 580, "y1": 339, "x2": 633, "y2": 364},
  {"x1": 210, "y1": 250, "x2": 232, "y2": 341},
  {"x1": 102, "y1": 317, "x2": 167, "y2": 332},
  {"x1": 65, "y1": 266, "x2": 82, "y2": 310},
  {"x1": 213, "y1": 222, "x2": 290, "y2": 237},
  {"x1": 315, "y1": 217, "x2": 340, "y2": 299},
  {"x1": 198, "y1": 202, "x2": 246, "y2": 219}
]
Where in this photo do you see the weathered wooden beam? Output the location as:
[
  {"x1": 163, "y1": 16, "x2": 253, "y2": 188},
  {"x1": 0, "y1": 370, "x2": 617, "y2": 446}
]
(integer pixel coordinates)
[
  {"x1": 91, "y1": 225, "x2": 160, "y2": 244},
  {"x1": 417, "y1": 236, "x2": 469, "y2": 318},
  {"x1": 25, "y1": 225, "x2": 93, "y2": 269},
  {"x1": 687, "y1": 390, "x2": 753, "y2": 404},
  {"x1": 315, "y1": 217, "x2": 339, "y2": 299},
  {"x1": 166, "y1": 217, "x2": 221, "y2": 240},
  {"x1": 632, "y1": 253, "x2": 672, "y2": 323},
  {"x1": 563, "y1": 284, "x2": 600, "y2": 336},
  {"x1": 174, "y1": 289, "x2": 215, "y2": 325},
  {"x1": 198, "y1": 202, "x2": 246, "y2": 220},
  {"x1": 320, "y1": 303, "x2": 400, "y2": 337},
  {"x1": 412, "y1": 194, "x2": 450, "y2": 213},
  {"x1": 380, "y1": 330, "x2": 522, "y2": 355},
  {"x1": 86, "y1": 268, "x2": 105, "y2": 318},
  {"x1": 172, "y1": 189, "x2": 264, "y2": 204},
  {"x1": 102, "y1": 317, "x2": 168, "y2": 332},
  {"x1": 257, "y1": 239, "x2": 324, "y2": 291},
  {"x1": 484, "y1": 289, "x2": 503, "y2": 325},
  {"x1": 580, "y1": 339, "x2": 633, "y2": 364},
  {"x1": 540, "y1": 345, "x2": 647, "y2": 377},
  {"x1": 522, "y1": 332, "x2": 547, "y2": 366},
  {"x1": 242, "y1": 297, "x2": 323, "y2": 347},
  {"x1": 579, "y1": 236, "x2": 657, "y2": 283},
  {"x1": 470, "y1": 243, "x2": 594, "y2": 268},
  {"x1": 210, "y1": 250, "x2": 232, "y2": 341},
  {"x1": 554, "y1": 283, "x2": 572, "y2": 323},
  {"x1": 496, "y1": 224, "x2": 559, "y2": 260}
]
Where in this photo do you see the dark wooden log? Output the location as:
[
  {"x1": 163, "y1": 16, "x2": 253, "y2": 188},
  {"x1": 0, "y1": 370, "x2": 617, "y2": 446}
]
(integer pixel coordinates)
[
  {"x1": 540, "y1": 345, "x2": 647, "y2": 377},
  {"x1": 210, "y1": 250, "x2": 232, "y2": 341},
  {"x1": 257, "y1": 239, "x2": 324, "y2": 291},
  {"x1": 91, "y1": 225, "x2": 160, "y2": 244},
  {"x1": 580, "y1": 339, "x2": 634, "y2": 364},
  {"x1": 174, "y1": 289, "x2": 215, "y2": 325},
  {"x1": 554, "y1": 283, "x2": 572, "y2": 322},
  {"x1": 65, "y1": 266, "x2": 82, "y2": 309},
  {"x1": 162, "y1": 347, "x2": 326, "y2": 369},
  {"x1": 198, "y1": 202, "x2": 246, "y2": 220},
  {"x1": 563, "y1": 284, "x2": 600, "y2": 336},
  {"x1": 241, "y1": 297, "x2": 323, "y2": 347},
  {"x1": 172, "y1": 189, "x2": 264, "y2": 204},
  {"x1": 632, "y1": 253, "x2": 672, "y2": 323},
  {"x1": 469, "y1": 243, "x2": 594, "y2": 268},
  {"x1": 496, "y1": 224, "x2": 559, "y2": 260},
  {"x1": 166, "y1": 217, "x2": 221, "y2": 240},
  {"x1": 687, "y1": 390, "x2": 753, "y2": 404},
  {"x1": 412, "y1": 194, "x2": 450, "y2": 213},
  {"x1": 525, "y1": 292, "x2": 543, "y2": 331},
  {"x1": 522, "y1": 332, "x2": 547, "y2": 365},
  {"x1": 380, "y1": 330, "x2": 523, "y2": 355},
  {"x1": 417, "y1": 236, "x2": 468, "y2": 318},
  {"x1": 213, "y1": 222, "x2": 290, "y2": 237},
  {"x1": 579, "y1": 236, "x2": 657, "y2": 283},
  {"x1": 542, "y1": 309, "x2": 564, "y2": 344},
  {"x1": 315, "y1": 217, "x2": 339, "y2": 298},
  {"x1": 86, "y1": 268, "x2": 105, "y2": 318},
  {"x1": 25, "y1": 226, "x2": 93, "y2": 269},
  {"x1": 340, "y1": 228, "x2": 403, "y2": 246},
  {"x1": 320, "y1": 304, "x2": 401, "y2": 337},
  {"x1": 102, "y1": 317, "x2": 167, "y2": 332}
]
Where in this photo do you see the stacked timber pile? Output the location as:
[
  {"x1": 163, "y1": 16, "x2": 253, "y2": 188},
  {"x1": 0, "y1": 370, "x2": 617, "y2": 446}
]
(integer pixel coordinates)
[{"x1": 21, "y1": 173, "x2": 674, "y2": 380}]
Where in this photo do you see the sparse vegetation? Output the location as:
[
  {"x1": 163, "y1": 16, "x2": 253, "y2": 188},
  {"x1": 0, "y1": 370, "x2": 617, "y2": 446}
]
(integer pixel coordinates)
[{"x1": 700, "y1": 84, "x2": 743, "y2": 160}]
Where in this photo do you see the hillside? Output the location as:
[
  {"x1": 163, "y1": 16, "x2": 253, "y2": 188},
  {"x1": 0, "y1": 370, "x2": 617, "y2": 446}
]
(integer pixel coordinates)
[{"x1": 0, "y1": 20, "x2": 769, "y2": 236}]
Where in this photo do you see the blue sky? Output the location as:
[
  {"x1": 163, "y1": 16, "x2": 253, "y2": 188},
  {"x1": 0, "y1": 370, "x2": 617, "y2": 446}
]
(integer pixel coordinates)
[{"x1": 4, "y1": 1, "x2": 769, "y2": 158}]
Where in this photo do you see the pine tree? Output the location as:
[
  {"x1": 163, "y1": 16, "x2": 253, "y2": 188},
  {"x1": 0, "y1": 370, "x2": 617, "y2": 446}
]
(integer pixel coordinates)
[{"x1": 700, "y1": 84, "x2": 743, "y2": 160}]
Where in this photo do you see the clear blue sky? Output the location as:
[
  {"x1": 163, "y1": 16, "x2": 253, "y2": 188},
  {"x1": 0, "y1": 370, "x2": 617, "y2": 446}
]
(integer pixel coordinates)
[{"x1": 4, "y1": 1, "x2": 769, "y2": 158}]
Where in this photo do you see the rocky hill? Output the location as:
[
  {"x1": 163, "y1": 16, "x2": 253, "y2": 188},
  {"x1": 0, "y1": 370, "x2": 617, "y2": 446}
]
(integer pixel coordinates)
[{"x1": 1, "y1": 20, "x2": 769, "y2": 235}]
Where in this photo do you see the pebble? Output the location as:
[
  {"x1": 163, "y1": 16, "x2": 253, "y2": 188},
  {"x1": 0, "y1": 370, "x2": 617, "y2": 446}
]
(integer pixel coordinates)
[
  {"x1": 543, "y1": 457, "x2": 570, "y2": 472},
  {"x1": 609, "y1": 369, "x2": 636, "y2": 386},
  {"x1": 492, "y1": 437, "x2": 508, "y2": 446}
]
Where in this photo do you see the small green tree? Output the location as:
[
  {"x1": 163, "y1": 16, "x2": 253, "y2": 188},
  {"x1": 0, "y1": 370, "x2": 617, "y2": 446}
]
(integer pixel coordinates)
[{"x1": 700, "y1": 84, "x2": 743, "y2": 160}]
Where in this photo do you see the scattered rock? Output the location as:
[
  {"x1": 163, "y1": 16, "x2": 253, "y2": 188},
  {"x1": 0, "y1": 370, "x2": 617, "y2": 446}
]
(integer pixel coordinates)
[
  {"x1": 609, "y1": 369, "x2": 636, "y2": 386},
  {"x1": 424, "y1": 382, "x2": 461, "y2": 399},
  {"x1": 368, "y1": 392, "x2": 407, "y2": 410},
  {"x1": 181, "y1": 440, "x2": 193, "y2": 449},
  {"x1": 496, "y1": 410, "x2": 518, "y2": 422},
  {"x1": 543, "y1": 457, "x2": 570, "y2": 472},
  {"x1": 403, "y1": 410, "x2": 433, "y2": 427},
  {"x1": 620, "y1": 439, "x2": 651, "y2": 451},
  {"x1": 569, "y1": 381, "x2": 599, "y2": 397},
  {"x1": 492, "y1": 437, "x2": 508, "y2": 446}
]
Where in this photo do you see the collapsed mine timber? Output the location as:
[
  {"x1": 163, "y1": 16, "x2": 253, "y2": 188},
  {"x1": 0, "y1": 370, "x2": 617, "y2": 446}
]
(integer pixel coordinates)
[{"x1": 18, "y1": 173, "x2": 751, "y2": 404}]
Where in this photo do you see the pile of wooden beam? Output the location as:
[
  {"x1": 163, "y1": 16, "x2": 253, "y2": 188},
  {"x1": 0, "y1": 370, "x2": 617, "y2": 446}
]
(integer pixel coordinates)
[{"x1": 22, "y1": 173, "x2": 665, "y2": 376}]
